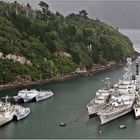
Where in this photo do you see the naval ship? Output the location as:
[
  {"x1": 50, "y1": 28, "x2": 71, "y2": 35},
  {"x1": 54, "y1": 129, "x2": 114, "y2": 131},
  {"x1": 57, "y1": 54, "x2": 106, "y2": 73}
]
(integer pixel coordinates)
[
  {"x1": 87, "y1": 78, "x2": 112, "y2": 117},
  {"x1": 14, "y1": 89, "x2": 54, "y2": 103},
  {"x1": 0, "y1": 96, "x2": 31, "y2": 126},
  {"x1": 14, "y1": 89, "x2": 38, "y2": 102},
  {"x1": 97, "y1": 58, "x2": 138, "y2": 125},
  {"x1": 35, "y1": 90, "x2": 54, "y2": 101},
  {"x1": 0, "y1": 101, "x2": 15, "y2": 126}
]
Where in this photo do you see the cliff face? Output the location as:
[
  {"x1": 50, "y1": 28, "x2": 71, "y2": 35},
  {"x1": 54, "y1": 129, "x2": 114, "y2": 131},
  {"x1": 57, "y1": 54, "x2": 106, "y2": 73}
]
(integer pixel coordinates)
[{"x1": 0, "y1": 1, "x2": 134, "y2": 85}]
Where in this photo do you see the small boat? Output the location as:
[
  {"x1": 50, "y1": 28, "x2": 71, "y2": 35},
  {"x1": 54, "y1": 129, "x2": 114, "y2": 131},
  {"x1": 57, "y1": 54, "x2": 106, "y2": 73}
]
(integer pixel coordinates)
[
  {"x1": 59, "y1": 122, "x2": 66, "y2": 127},
  {"x1": 119, "y1": 125, "x2": 127, "y2": 129},
  {"x1": 99, "y1": 130, "x2": 102, "y2": 134}
]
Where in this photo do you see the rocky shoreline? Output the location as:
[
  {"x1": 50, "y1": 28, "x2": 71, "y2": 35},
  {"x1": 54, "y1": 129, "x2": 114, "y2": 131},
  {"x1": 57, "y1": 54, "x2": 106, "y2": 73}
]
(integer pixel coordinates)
[
  {"x1": 0, "y1": 61, "x2": 124, "y2": 91},
  {"x1": 0, "y1": 51, "x2": 139, "y2": 91}
]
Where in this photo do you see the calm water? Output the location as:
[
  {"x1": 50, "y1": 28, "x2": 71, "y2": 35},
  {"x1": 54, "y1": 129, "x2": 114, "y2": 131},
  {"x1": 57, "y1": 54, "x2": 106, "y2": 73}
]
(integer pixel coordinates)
[{"x1": 0, "y1": 29, "x2": 140, "y2": 139}]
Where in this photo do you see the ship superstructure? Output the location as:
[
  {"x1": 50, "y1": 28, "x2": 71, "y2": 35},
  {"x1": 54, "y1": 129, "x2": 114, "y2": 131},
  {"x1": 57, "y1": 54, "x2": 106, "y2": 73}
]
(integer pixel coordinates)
[{"x1": 87, "y1": 78, "x2": 112, "y2": 117}]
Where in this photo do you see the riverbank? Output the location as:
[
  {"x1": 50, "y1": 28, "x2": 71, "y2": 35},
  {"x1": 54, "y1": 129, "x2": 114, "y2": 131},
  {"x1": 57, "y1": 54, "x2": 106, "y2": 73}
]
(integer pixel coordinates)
[
  {"x1": 0, "y1": 61, "x2": 124, "y2": 91},
  {"x1": 0, "y1": 52, "x2": 139, "y2": 91}
]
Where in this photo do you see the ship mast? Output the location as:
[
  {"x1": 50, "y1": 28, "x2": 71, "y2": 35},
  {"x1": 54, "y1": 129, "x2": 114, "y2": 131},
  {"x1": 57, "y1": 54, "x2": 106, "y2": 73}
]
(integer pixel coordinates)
[
  {"x1": 123, "y1": 58, "x2": 133, "y2": 81},
  {"x1": 103, "y1": 77, "x2": 112, "y2": 90}
]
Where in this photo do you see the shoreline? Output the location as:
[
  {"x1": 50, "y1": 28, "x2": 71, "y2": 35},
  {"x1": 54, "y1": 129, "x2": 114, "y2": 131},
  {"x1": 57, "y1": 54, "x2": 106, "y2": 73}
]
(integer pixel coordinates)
[
  {"x1": 0, "y1": 62, "x2": 124, "y2": 91},
  {"x1": 0, "y1": 51, "x2": 139, "y2": 91}
]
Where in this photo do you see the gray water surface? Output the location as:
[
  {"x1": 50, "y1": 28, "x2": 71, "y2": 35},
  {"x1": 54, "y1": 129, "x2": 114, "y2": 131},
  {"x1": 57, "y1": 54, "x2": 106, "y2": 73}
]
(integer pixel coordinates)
[{"x1": 0, "y1": 66, "x2": 127, "y2": 139}]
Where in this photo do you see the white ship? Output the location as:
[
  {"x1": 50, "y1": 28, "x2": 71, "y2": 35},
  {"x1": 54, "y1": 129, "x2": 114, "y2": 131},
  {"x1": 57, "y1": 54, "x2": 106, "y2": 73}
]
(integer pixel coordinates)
[
  {"x1": 21, "y1": 89, "x2": 38, "y2": 103},
  {"x1": 0, "y1": 96, "x2": 31, "y2": 126},
  {"x1": 87, "y1": 78, "x2": 112, "y2": 117},
  {"x1": 98, "y1": 90, "x2": 136, "y2": 125},
  {"x1": 14, "y1": 89, "x2": 38, "y2": 103},
  {"x1": 0, "y1": 110, "x2": 15, "y2": 126},
  {"x1": 0, "y1": 101, "x2": 15, "y2": 126},
  {"x1": 17, "y1": 89, "x2": 28, "y2": 98},
  {"x1": 13, "y1": 89, "x2": 28, "y2": 102},
  {"x1": 35, "y1": 90, "x2": 54, "y2": 101},
  {"x1": 97, "y1": 58, "x2": 137, "y2": 125},
  {"x1": 14, "y1": 89, "x2": 54, "y2": 103},
  {"x1": 14, "y1": 105, "x2": 31, "y2": 120}
]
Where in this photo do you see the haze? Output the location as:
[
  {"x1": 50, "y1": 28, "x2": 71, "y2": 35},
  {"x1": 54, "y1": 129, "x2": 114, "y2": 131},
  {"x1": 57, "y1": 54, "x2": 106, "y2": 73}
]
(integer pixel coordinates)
[{"x1": 2, "y1": 0, "x2": 140, "y2": 29}]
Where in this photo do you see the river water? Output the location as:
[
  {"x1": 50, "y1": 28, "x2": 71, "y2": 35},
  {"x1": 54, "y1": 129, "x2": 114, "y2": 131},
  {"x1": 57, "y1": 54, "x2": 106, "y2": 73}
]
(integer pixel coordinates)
[{"x1": 0, "y1": 29, "x2": 140, "y2": 139}]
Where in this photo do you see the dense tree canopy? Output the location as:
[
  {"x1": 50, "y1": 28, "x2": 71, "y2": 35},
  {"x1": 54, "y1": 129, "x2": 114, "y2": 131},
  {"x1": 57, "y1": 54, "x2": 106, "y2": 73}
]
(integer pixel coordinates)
[{"x1": 0, "y1": 1, "x2": 134, "y2": 84}]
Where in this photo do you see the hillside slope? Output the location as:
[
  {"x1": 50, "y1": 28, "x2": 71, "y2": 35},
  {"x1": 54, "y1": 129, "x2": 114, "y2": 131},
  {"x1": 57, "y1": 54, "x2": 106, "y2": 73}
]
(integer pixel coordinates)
[{"x1": 0, "y1": 1, "x2": 134, "y2": 84}]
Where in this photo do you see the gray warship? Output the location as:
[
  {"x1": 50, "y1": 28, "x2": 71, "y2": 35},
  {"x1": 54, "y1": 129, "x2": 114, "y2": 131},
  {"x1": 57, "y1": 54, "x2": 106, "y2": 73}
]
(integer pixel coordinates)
[{"x1": 97, "y1": 58, "x2": 138, "y2": 125}]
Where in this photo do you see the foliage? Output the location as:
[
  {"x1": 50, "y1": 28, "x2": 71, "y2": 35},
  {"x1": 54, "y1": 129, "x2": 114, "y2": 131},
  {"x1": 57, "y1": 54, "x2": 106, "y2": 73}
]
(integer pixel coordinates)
[{"x1": 0, "y1": 1, "x2": 134, "y2": 84}]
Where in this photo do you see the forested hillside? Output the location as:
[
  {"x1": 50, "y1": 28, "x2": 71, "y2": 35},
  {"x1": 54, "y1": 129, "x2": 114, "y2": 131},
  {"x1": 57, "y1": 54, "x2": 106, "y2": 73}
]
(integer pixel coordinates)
[{"x1": 0, "y1": 1, "x2": 134, "y2": 84}]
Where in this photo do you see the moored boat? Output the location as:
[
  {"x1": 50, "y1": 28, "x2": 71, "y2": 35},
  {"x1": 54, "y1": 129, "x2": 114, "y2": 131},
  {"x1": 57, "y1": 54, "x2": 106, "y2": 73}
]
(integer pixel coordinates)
[
  {"x1": 97, "y1": 58, "x2": 137, "y2": 125},
  {"x1": 0, "y1": 101, "x2": 15, "y2": 126},
  {"x1": 14, "y1": 89, "x2": 38, "y2": 103},
  {"x1": 14, "y1": 89, "x2": 54, "y2": 103},
  {"x1": 35, "y1": 90, "x2": 54, "y2": 102}
]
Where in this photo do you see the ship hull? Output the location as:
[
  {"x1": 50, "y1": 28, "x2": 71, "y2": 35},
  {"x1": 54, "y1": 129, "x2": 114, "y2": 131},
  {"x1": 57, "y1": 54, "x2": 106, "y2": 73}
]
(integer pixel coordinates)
[
  {"x1": 133, "y1": 107, "x2": 140, "y2": 119},
  {"x1": 13, "y1": 96, "x2": 22, "y2": 102},
  {"x1": 35, "y1": 92, "x2": 53, "y2": 102},
  {"x1": 15, "y1": 109, "x2": 31, "y2": 121},
  {"x1": 87, "y1": 105, "x2": 101, "y2": 118},
  {"x1": 0, "y1": 112, "x2": 15, "y2": 127},
  {"x1": 23, "y1": 97, "x2": 35, "y2": 103},
  {"x1": 98, "y1": 107, "x2": 132, "y2": 125}
]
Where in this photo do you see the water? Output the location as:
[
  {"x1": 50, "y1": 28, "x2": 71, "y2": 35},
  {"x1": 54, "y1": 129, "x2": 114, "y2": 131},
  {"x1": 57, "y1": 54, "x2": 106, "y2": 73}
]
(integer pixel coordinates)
[
  {"x1": 120, "y1": 29, "x2": 140, "y2": 53},
  {"x1": 0, "y1": 29, "x2": 140, "y2": 139}
]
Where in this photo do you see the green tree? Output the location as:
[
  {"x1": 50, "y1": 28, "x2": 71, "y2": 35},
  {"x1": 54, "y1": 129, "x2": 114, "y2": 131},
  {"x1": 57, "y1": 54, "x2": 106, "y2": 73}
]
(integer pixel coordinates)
[{"x1": 79, "y1": 10, "x2": 88, "y2": 17}]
